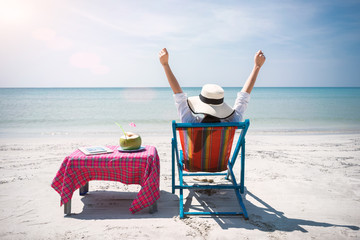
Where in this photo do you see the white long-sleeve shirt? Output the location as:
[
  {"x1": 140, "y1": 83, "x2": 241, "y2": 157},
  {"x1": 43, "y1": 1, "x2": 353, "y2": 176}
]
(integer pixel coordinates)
[{"x1": 173, "y1": 91, "x2": 250, "y2": 123}]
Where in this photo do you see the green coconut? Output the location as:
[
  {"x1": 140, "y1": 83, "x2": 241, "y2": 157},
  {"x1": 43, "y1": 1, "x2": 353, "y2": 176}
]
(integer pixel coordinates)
[{"x1": 120, "y1": 132, "x2": 141, "y2": 150}]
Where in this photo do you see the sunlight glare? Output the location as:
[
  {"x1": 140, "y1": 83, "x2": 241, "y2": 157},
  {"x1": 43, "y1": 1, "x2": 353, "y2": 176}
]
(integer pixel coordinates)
[{"x1": 0, "y1": 1, "x2": 30, "y2": 24}]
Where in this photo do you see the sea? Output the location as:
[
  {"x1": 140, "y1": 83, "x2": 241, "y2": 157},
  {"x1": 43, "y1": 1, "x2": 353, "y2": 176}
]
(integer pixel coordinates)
[{"x1": 0, "y1": 87, "x2": 359, "y2": 138}]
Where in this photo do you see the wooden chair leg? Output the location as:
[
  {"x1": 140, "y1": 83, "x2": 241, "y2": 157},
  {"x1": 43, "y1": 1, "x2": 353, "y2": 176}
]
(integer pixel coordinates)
[
  {"x1": 64, "y1": 199, "x2": 71, "y2": 215},
  {"x1": 149, "y1": 201, "x2": 158, "y2": 214},
  {"x1": 79, "y1": 182, "x2": 89, "y2": 196}
]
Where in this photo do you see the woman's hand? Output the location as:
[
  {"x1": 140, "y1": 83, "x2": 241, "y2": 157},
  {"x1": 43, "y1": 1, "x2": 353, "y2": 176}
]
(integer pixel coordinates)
[
  {"x1": 241, "y1": 50, "x2": 266, "y2": 94},
  {"x1": 159, "y1": 48, "x2": 169, "y2": 66},
  {"x1": 158, "y1": 48, "x2": 182, "y2": 94},
  {"x1": 254, "y1": 50, "x2": 266, "y2": 68}
]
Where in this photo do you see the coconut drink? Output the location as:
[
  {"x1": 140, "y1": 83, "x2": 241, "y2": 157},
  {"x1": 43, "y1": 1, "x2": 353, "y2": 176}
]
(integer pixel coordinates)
[{"x1": 120, "y1": 132, "x2": 141, "y2": 150}]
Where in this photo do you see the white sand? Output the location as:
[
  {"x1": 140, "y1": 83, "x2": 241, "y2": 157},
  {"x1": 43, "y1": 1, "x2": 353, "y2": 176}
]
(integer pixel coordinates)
[{"x1": 0, "y1": 132, "x2": 359, "y2": 239}]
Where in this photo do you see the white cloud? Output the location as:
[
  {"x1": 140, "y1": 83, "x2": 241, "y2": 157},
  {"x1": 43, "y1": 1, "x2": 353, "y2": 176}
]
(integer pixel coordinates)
[
  {"x1": 69, "y1": 52, "x2": 100, "y2": 68},
  {"x1": 32, "y1": 28, "x2": 56, "y2": 41},
  {"x1": 91, "y1": 65, "x2": 110, "y2": 75},
  {"x1": 0, "y1": 0, "x2": 33, "y2": 24},
  {"x1": 69, "y1": 52, "x2": 110, "y2": 75},
  {"x1": 46, "y1": 36, "x2": 73, "y2": 51},
  {"x1": 70, "y1": 7, "x2": 181, "y2": 38},
  {"x1": 69, "y1": 1, "x2": 285, "y2": 51},
  {"x1": 32, "y1": 28, "x2": 73, "y2": 50}
]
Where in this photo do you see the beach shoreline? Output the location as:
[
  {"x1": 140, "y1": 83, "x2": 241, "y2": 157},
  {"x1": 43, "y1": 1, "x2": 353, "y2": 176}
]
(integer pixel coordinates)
[{"x1": 0, "y1": 132, "x2": 359, "y2": 239}]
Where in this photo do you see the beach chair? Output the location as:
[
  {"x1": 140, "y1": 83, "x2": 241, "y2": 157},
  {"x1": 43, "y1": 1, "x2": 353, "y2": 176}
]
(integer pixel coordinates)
[{"x1": 171, "y1": 120, "x2": 250, "y2": 219}]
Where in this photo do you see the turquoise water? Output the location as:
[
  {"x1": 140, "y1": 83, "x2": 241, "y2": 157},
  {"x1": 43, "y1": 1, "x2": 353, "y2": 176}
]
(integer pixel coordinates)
[{"x1": 0, "y1": 87, "x2": 359, "y2": 137}]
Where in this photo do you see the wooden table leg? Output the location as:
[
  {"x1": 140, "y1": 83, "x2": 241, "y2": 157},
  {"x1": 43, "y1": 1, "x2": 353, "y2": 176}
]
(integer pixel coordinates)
[
  {"x1": 149, "y1": 201, "x2": 158, "y2": 214},
  {"x1": 64, "y1": 199, "x2": 71, "y2": 215},
  {"x1": 79, "y1": 182, "x2": 89, "y2": 196}
]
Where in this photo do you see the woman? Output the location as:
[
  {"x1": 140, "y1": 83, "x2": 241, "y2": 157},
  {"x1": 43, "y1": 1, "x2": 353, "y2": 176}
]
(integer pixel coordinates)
[{"x1": 159, "y1": 48, "x2": 266, "y2": 123}]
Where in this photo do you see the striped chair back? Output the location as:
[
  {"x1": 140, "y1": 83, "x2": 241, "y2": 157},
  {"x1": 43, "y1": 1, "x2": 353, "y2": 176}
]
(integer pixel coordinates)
[{"x1": 178, "y1": 126, "x2": 237, "y2": 172}]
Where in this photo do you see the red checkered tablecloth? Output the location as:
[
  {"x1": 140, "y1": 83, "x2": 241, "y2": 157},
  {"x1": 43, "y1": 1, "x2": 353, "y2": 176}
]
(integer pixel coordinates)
[{"x1": 51, "y1": 145, "x2": 160, "y2": 213}]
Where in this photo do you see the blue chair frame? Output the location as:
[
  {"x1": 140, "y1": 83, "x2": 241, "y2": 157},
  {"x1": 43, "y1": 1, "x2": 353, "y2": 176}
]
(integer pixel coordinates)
[{"x1": 171, "y1": 119, "x2": 250, "y2": 219}]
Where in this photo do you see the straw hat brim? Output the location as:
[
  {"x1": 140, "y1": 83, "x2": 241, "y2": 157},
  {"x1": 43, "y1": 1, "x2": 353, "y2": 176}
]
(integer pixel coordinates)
[{"x1": 187, "y1": 96, "x2": 234, "y2": 119}]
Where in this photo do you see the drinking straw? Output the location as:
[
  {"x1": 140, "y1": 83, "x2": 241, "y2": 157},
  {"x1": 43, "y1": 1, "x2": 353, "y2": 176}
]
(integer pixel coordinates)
[{"x1": 115, "y1": 122, "x2": 127, "y2": 139}]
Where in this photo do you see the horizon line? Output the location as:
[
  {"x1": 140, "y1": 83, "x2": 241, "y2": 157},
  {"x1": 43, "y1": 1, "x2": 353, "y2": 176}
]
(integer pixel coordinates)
[{"x1": 0, "y1": 86, "x2": 359, "y2": 89}]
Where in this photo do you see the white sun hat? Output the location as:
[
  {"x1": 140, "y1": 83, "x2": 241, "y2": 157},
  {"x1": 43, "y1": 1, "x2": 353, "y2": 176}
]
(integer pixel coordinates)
[{"x1": 187, "y1": 84, "x2": 234, "y2": 119}]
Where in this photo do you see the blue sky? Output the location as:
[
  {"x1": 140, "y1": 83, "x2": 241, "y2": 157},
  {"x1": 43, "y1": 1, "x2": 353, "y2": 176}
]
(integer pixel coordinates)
[{"x1": 0, "y1": 0, "x2": 359, "y2": 87}]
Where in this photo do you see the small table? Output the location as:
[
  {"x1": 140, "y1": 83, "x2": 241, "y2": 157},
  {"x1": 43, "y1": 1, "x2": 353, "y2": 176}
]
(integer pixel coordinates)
[{"x1": 51, "y1": 145, "x2": 160, "y2": 215}]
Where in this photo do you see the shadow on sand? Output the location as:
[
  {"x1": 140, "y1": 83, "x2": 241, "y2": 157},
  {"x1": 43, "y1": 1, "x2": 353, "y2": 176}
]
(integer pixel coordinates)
[
  {"x1": 66, "y1": 187, "x2": 359, "y2": 233},
  {"x1": 182, "y1": 187, "x2": 359, "y2": 232},
  {"x1": 66, "y1": 190, "x2": 179, "y2": 220}
]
